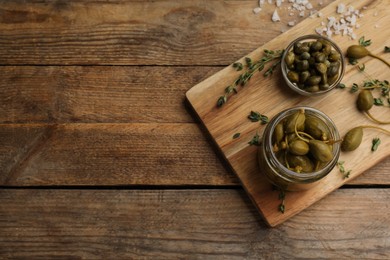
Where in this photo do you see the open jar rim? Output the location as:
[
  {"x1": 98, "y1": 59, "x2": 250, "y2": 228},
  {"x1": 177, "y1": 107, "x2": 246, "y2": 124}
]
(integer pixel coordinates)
[{"x1": 263, "y1": 106, "x2": 341, "y2": 183}]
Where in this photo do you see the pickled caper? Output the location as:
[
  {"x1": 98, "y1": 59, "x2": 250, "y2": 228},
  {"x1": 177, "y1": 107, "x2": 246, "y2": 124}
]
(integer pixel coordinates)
[
  {"x1": 285, "y1": 51, "x2": 295, "y2": 67},
  {"x1": 315, "y1": 63, "x2": 327, "y2": 74},
  {"x1": 357, "y1": 89, "x2": 374, "y2": 111},
  {"x1": 309, "y1": 140, "x2": 333, "y2": 163},
  {"x1": 273, "y1": 123, "x2": 284, "y2": 144},
  {"x1": 300, "y1": 52, "x2": 311, "y2": 60},
  {"x1": 289, "y1": 140, "x2": 309, "y2": 155},
  {"x1": 299, "y1": 71, "x2": 310, "y2": 83},
  {"x1": 341, "y1": 127, "x2": 363, "y2": 151},
  {"x1": 306, "y1": 76, "x2": 321, "y2": 86},
  {"x1": 329, "y1": 50, "x2": 341, "y2": 62},
  {"x1": 286, "y1": 154, "x2": 314, "y2": 172},
  {"x1": 305, "y1": 117, "x2": 329, "y2": 140},
  {"x1": 296, "y1": 60, "x2": 309, "y2": 71},
  {"x1": 287, "y1": 71, "x2": 299, "y2": 83},
  {"x1": 310, "y1": 41, "x2": 322, "y2": 52}
]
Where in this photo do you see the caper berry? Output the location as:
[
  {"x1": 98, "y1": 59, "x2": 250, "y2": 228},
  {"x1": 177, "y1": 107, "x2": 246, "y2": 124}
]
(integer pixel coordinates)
[
  {"x1": 284, "y1": 111, "x2": 305, "y2": 134},
  {"x1": 341, "y1": 127, "x2": 363, "y2": 151},
  {"x1": 286, "y1": 154, "x2": 314, "y2": 173},
  {"x1": 357, "y1": 89, "x2": 374, "y2": 111},
  {"x1": 346, "y1": 45, "x2": 369, "y2": 59},
  {"x1": 309, "y1": 140, "x2": 333, "y2": 163},
  {"x1": 289, "y1": 140, "x2": 309, "y2": 155}
]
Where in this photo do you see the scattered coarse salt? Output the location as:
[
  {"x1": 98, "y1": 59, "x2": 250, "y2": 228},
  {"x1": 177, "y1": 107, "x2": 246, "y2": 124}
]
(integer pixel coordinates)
[
  {"x1": 374, "y1": 11, "x2": 378, "y2": 16},
  {"x1": 355, "y1": 23, "x2": 360, "y2": 29},
  {"x1": 268, "y1": 0, "x2": 273, "y2": 4},
  {"x1": 276, "y1": 0, "x2": 282, "y2": 7},
  {"x1": 337, "y1": 3, "x2": 345, "y2": 14},
  {"x1": 306, "y1": 3, "x2": 313, "y2": 10},
  {"x1": 272, "y1": 9, "x2": 281, "y2": 22},
  {"x1": 288, "y1": 21, "x2": 295, "y2": 26},
  {"x1": 362, "y1": 6, "x2": 367, "y2": 10},
  {"x1": 299, "y1": 11, "x2": 305, "y2": 17},
  {"x1": 317, "y1": 12, "x2": 323, "y2": 17},
  {"x1": 289, "y1": 12, "x2": 294, "y2": 16},
  {"x1": 253, "y1": 7, "x2": 262, "y2": 14}
]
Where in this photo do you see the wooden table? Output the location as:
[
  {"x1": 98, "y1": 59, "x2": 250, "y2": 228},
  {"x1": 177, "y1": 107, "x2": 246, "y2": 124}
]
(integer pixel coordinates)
[{"x1": 1, "y1": 0, "x2": 389, "y2": 258}]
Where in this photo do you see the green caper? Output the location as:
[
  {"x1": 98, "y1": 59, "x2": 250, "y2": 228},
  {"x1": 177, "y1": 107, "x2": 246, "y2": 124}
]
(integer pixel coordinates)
[
  {"x1": 296, "y1": 60, "x2": 309, "y2": 71},
  {"x1": 341, "y1": 127, "x2": 363, "y2": 151},
  {"x1": 273, "y1": 123, "x2": 284, "y2": 144},
  {"x1": 305, "y1": 117, "x2": 329, "y2": 140},
  {"x1": 314, "y1": 52, "x2": 326, "y2": 63},
  {"x1": 293, "y1": 42, "x2": 303, "y2": 54},
  {"x1": 286, "y1": 154, "x2": 314, "y2": 172},
  {"x1": 287, "y1": 133, "x2": 298, "y2": 143},
  {"x1": 299, "y1": 71, "x2": 310, "y2": 83},
  {"x1": 324, "y1": 59, "x2": 331, "y2": 68},
  {"x1": 329, "y1": 50, "x2": 341, "y2": 62},
  {"x1": 322, "y1": 43, "x2": 332, "y2": 55},
  {"x1": 310, "y1": 41, "x2": 322, "y2": 52},
  {"x1": 327, "y1": 61, "x2": 340, "y2": 77},
  {"x1": 289, "y1": 140, "x2": 309, "y2": 155},
  {"x1": 308, "y1": 140, "x2": 333, "y2": 163},
  {"x1": 357, "y1": 89, "x2": 374, "y2": 111},
  {"x1": 308, "y1": 57, "x2": 315, "y2": 65},
  {"x1": 306, "y1": 75, "x2": 321, "y2": 86},
  {"x1": 328, "y1": 73, "x2": 339, "y2": 85},
  {"x1": 320, "y1": 74, "x2": 327, "y2": 84},
  {"x1": 284, "y1": 111, "x2": 305, "y2": 134},
  {"x1": 315, "y1": 63, "x2": 327, "y2": 74},
  {"x1": 285, "y1": 51, "x2": 295, "y2": 67},
  {"x1": 300, "y1": 52, "x2": 311, "y2": 60},
  {"x1": 287, "y1": 71, "x2": 299, "y2": 83},
  {"x1": 319, "y1": 83, "x2": 330, "y2": 90},
  {"x1": 346, "y1": 45, "x2": 369, "y2": 59},
  {"x1": 305, "y1": 85, "x2": 320, "y2": 92}
]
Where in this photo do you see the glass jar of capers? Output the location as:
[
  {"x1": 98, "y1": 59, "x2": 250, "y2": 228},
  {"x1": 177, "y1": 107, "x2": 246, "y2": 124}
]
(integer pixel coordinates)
[
  {"x1": 258, "y1": 107, "x2": 340, "y2": 191},
  {"x1": 281, "y1": 35, "x2": 345, "y2": 96}
]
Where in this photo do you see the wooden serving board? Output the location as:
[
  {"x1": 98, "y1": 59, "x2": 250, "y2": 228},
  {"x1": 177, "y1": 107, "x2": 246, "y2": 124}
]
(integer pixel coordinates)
[{"x1": 186, "y1": 0, "x2": 390, "y2": 227}]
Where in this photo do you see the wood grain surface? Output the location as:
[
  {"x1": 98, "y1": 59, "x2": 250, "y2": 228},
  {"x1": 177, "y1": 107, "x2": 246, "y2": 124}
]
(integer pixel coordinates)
[
  {"x1": 0, "y1": 189, "x2": 389, "y2": 259},
  {"x1": 1, "y1": 0, "x2": 389, "y2": 257},
  {"x1": 0, "y1": 0, "x2": 332, "y2": 65},
  {"x1": 187, "y1": 0, "x2": 390, "y2": 226}
]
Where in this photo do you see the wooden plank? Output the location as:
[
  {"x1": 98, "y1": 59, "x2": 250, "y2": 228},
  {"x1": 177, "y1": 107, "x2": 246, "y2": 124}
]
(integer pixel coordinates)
[
  {"x1": 0, "y1": 66, "x2": 218, "y2": 124},
  {"x1": 0, "y1": 123, "x2": 389, "y2": 186},
  {"x1": 0, "y1": 123, "x2": 231, "y2": 186},
  {"x1": 0, "y1": 0, "x2": 332, "y2": 65},
  {"x1": 0, "y1": 188, "x2": 389, "y2": 258},
  {"x1": 186, "y1": 0, "x2": 390, "y2": 226}
]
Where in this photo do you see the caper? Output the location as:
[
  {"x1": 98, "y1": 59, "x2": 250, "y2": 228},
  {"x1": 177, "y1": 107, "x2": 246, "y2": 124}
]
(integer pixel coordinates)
[
  {"x1": 286, "y1": 154, "x2": 314, "y2": 172},
  {"x1": 287, "y1": 133, "x2": 298, "y2": 143},
  {"x1": 319, "y1": 83, "x2": 330, "y2": 90},
  {"x1": 310, "y1": 41, "x2": 322, "y2": 52},
  {"x1": 320, "y1": 74, "x2": 327, "y2": 85},
  {"x1": 308, "y1": 140, "x2": 333, "y2": 163},
  {"x1": 341, "y1": 127, "x2": 363, "y2": 151},
  {"x1": 300, "y1": 52, "x2": 311, "y2": 60},
  {"x1": 327, "y1": 61, "x2": 340, "y2": 77},
  {"x1": 273, "y1": 123, "x2": 284, "y2": 144},
  {"x1": 296, "y1": 60, "x2": 309, "y2": 71},
  {"x1": 314, "y1": 52, "x2": 326, "y2": 63},
  {"x1": 306, "y1": 75, "x2": 321, "y2": 86},
  {"x1": 346, "y1": 45, "x2": 369, "y2": 59},
  {"x1": 308, "y1": 57, "x2": 315, "y2": 65},
  {"x1": 289, "y1": 140, "x2": 309, "y2": 155},
  {"x1": 328, "y1": 73, "x2": 339, "y2": 85},
  {"x1": 285, "y1": 51, "x2": 295, "y2": 67},
  {"x1": 299, "y1": 71, "x2": 310, "y2": 83},
  {"x1": 329, "y1": 50, "x2": 341, "y2": 62},
  {"x1": 287, "y1": 71, "x2": 299, "y2": 83},
  {"x1": 315, "y1": 63, "x2": 327, "y2": 74},
  {"x1": 305, "y1": 117, "x2": 329, "y2": 140},
  {"x1": 357, "y1": 89, "x2": 374, "y2": 111},
  {"x1": 324, "y1": 59, "x2": 331, "y2": 68},
  {"x1": 305, "y1": 85, "x2": 320, "y2": 92},
  {"x1": 293, "y1": 42, "x2": 303, "y2": 54},
  {"x1": 322, "y1": 43, "x2": 332, "y2": 55},
  {"x1": 284, "y1": 111, "x2": 305, "y2": 133}
]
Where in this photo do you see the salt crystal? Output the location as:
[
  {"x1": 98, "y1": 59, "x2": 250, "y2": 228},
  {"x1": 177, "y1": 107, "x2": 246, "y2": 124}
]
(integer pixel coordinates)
[
  {"x1": 276, "y1": 0, "x2": 282, "y2": 7},
  {"x1": 268, "y1": 0, "x2": 273, "y2": 4},
  {"x1": 272, "y1": 9, "x2": 281, "y2": 22},
  {"x1": 259, "y1": 0, "x2": 265, "y2": 6},
  {"x1": 362, "y1": 6, "x2": 367, "y2": 10},
  {"x1": 315, "y1": 27, "x2": 323, "y2": 35},
  {"x1": 299, "y1": 11, "x2": 305, "y2": 17},
  {"x1": 253, "y1": 7, "x2": 262, "y2": 14},
  {"x1": 317, "y1": 12, "x2": 323, "y2": 17},
  {"x1": 288, "y1": 21, "x2": 295, "y2": 26},
  {"x1": 337, "y1": 3, "x2": 345, "y2": 14},
  {"x1": 355, "y1": 23, "x2": 360, "y2": 29},
  {"x1": 306, "y1": 3, "x2": 313, "y2": 10},
  {"x1": 289, "y1": 12, "x2": 294, "y2": 16},
  {"x1": 351, "y1": 33, "x2": 356, "y2": 40},
  {"x1": 374, "y1": 11, "x2": 378, "y2": 16},
  {"x1": 375, "y1": 24, "x2": 380, "y2": 28},
  {"x1": 321, "y1": 21, "x2": 325, "y2": 26}
]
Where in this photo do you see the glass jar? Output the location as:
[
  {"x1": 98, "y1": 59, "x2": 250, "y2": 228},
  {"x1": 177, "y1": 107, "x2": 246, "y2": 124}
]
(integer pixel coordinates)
[{"x1": 258, "y1": 106, "x2": 340, "y2": 191}]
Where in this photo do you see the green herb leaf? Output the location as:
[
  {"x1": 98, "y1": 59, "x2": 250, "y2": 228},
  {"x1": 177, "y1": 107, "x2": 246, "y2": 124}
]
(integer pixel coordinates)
[
  {"x1": 337, "y1": 161, "x2": 351, "y2": 179},
  {"x1": 336, "y1": 83, "x2": 346, "y2": 89},
  {"x1": 385, "y1": 46, "x2": 390, "y2": 53},
  {"x1": 233, "y1": 62, "x2": 243, "y2": 71},
  {"x1": 359, "y1": 36, "x2": 372, "y2": 47},
  {"x1": 374, "y1": 98, "x2": 384, "y2": 106},
  {"x1": 371, "y1": 138, "x2": 381, "y2": 151},
  {"x1": 358, "y1": 64, "x2": 365, "y2": 72},
  {"x1": 348, "y1": 57, "x2": 358, "y2": 65},
  {"x1": 248, "y1": 132, "x2": 261, "y2": 146},
  {"x1": 233, "y1": 133, "x2": 241, "y2": 139},
  {"x1": 248, "y1": 111, "x2": 268, "y2": 124},
  {"x1": 217, "y1": 96, "x2": 227, "y2": 107},
  {"x1": 350, "y1": 83, "x2": 359, "y2": 93},
  {"x1": 278, "y1": 203, "x2": 285, "y2": 213},
  {"x1": 245, "y1": 57, "x2": 252, "y2": 66}
]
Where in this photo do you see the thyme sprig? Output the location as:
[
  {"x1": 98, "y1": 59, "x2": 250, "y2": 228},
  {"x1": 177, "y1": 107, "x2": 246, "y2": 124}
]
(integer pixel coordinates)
[
  {"x1": 278, "y1": 189, "x2": 286, "y2": 213},
  {"x1": 359, "y1": 36, "x2": 372, "y2": 47},
  {"x1": 217, "y1": 49, "x2": 284, "y2": 107},
  {"x1": 248, "y1": 111, "x2": 269, "y2": 124},
  {"x1": 371, "y1": 138, "x2": 381, "y2": 151},
  {"x1": 248, "y1": 132, "x2": 261, "y2": 146},
  {"x1": 337, "y1": 161, "x2": 351, "y2": 179}
]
